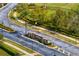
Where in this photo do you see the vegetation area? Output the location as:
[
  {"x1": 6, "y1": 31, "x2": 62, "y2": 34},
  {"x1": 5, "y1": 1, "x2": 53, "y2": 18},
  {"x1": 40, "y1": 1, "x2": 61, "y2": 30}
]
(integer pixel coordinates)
[
  {"x1": 9, "y1": 3, "x2": 79, "y2": 39},
  {"x1": 0, "y1": 24, "x2": 15, "y2": 32},
  {"x1": 0, "y1": 48, "x2": 10, "y2": 56},
  {"x1": 0, "y1": 34, "x2": 3, "y2": 39}
]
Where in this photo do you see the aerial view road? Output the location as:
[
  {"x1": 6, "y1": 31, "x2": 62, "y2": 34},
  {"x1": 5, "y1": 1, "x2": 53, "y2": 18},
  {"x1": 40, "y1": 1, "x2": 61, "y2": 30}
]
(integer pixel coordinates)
[{"x1": 0, "y1": 3, "x2": 79, "y2": 56}]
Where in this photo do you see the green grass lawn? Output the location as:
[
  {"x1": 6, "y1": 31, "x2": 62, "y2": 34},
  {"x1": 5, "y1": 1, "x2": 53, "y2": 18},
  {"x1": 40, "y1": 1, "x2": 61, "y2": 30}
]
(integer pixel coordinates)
[{"x1": 0, "y1": 48, "x2": 10, "y2": 56}]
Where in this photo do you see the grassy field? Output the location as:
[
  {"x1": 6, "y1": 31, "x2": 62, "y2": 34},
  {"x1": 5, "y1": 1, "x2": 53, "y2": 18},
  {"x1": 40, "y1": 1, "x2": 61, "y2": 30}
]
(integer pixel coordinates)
[{"x1": 35, "y1": 3, "x2": 79, "y2": 9}]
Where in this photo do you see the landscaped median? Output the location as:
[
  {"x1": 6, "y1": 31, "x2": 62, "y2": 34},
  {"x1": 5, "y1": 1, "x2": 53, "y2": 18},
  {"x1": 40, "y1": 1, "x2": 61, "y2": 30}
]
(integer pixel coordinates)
[
  {"x1": 22, "y1": 35, "x2": 70, "y2": 56},
  {"x1": 0, "y1": 24, "x2": 15, "y2": 32}
]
